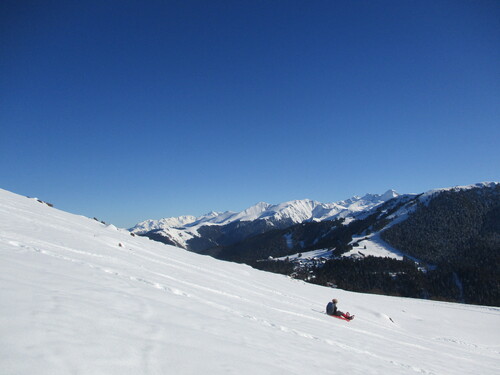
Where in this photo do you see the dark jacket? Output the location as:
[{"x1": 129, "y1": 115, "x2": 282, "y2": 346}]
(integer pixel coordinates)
[
  {"x1": 327, "y1": 301, "x2": 343, "y2": 316},
  {"x1": 326, "y1": 302, "x2": 337, "y2": 315}
]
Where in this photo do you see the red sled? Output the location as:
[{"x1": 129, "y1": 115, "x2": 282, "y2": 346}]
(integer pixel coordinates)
[{"x1": 329, "y1": 314, "x2": 354, "y2": 322}]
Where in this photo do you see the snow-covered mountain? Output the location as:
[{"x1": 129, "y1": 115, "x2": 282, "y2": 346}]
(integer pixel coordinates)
[
  {"x1": 131, "y1": 190, "x2": 400, "y2": 250},
  {"x1": 342, "y1": 182, "x2": 500, "y2": 258},
  {"x1": 272, "y1": 182, "x2": 499, "y2": 261},
  {"x1": 1, "y1": 188, "x2": 499, "y2": 374}
]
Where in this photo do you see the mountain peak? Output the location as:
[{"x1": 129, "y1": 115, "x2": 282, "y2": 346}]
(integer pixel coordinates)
[{"x1": 380, "y1": 189, "x2": 399, "y2": 200}]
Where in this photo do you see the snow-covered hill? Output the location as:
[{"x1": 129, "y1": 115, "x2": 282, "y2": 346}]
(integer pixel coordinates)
[
  {"x1": 341, "y1": 182, "x2": 500, "y2": 260},
  {"x1": 1, "y1": 188, "x2": 499, "y2": 374},
  {"x1": 131, "y1": 190, "x2": 399, "y2": 249}
]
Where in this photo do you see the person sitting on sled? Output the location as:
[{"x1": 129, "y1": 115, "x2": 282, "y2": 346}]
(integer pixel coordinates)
[{"x1": 326, "y1": 299, "x2": 353, "y2": 320}]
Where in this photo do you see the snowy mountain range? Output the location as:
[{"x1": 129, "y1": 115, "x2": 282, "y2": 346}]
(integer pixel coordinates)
[
  {"x1": 128, "y1": 183, "x2": 500, "y2": 306},
  {"x1": 1, "y1": 187, "x2": 499, "y2": 374},
  {"x1": 244, "y1": 182, "x2": 499, "y2": 306},
  {"x1": 132, "y1": 183, "x2": 499, "y2": 262},
  {"x1": 131, "y1": 189, "x2": 400, "y2": 250}
]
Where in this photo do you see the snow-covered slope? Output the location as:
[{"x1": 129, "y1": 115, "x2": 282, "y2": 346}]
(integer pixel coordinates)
[
  {"x1": 339, "y1": 182, "x2": 500, "y2": 261},
  {"x1": 417, "y1": 181, "x2": 499, "y2": 204},
  {"x1": 131, "y1": 190, "x2": 399, "y2": 249},
  {"x1": 1, "y1": 188, "x2": 499, "y2": 374}
]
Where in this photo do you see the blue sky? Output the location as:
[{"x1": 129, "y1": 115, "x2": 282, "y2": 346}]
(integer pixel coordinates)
[{"x1": 2, "y1": 0, "x2": 499, "y2": 228}]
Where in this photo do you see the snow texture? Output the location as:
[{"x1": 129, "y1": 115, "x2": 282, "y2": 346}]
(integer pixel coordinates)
[{"x1": 1, "y1": 188, "x2": 499, "y2": 375}]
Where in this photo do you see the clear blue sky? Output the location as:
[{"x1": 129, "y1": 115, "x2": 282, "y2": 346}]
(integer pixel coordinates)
[{"x1": 1, "y1": 0, "x2": 499, "y2": 228}]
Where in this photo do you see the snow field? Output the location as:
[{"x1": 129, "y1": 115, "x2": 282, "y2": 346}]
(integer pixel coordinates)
[{"x1": 0, "y1": 189, "x2": 499, "y2": 374}]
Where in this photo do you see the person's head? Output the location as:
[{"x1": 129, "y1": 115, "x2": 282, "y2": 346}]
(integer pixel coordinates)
[{"x1": 332, "y1": 299, "x2": 338, "y2": 303}]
